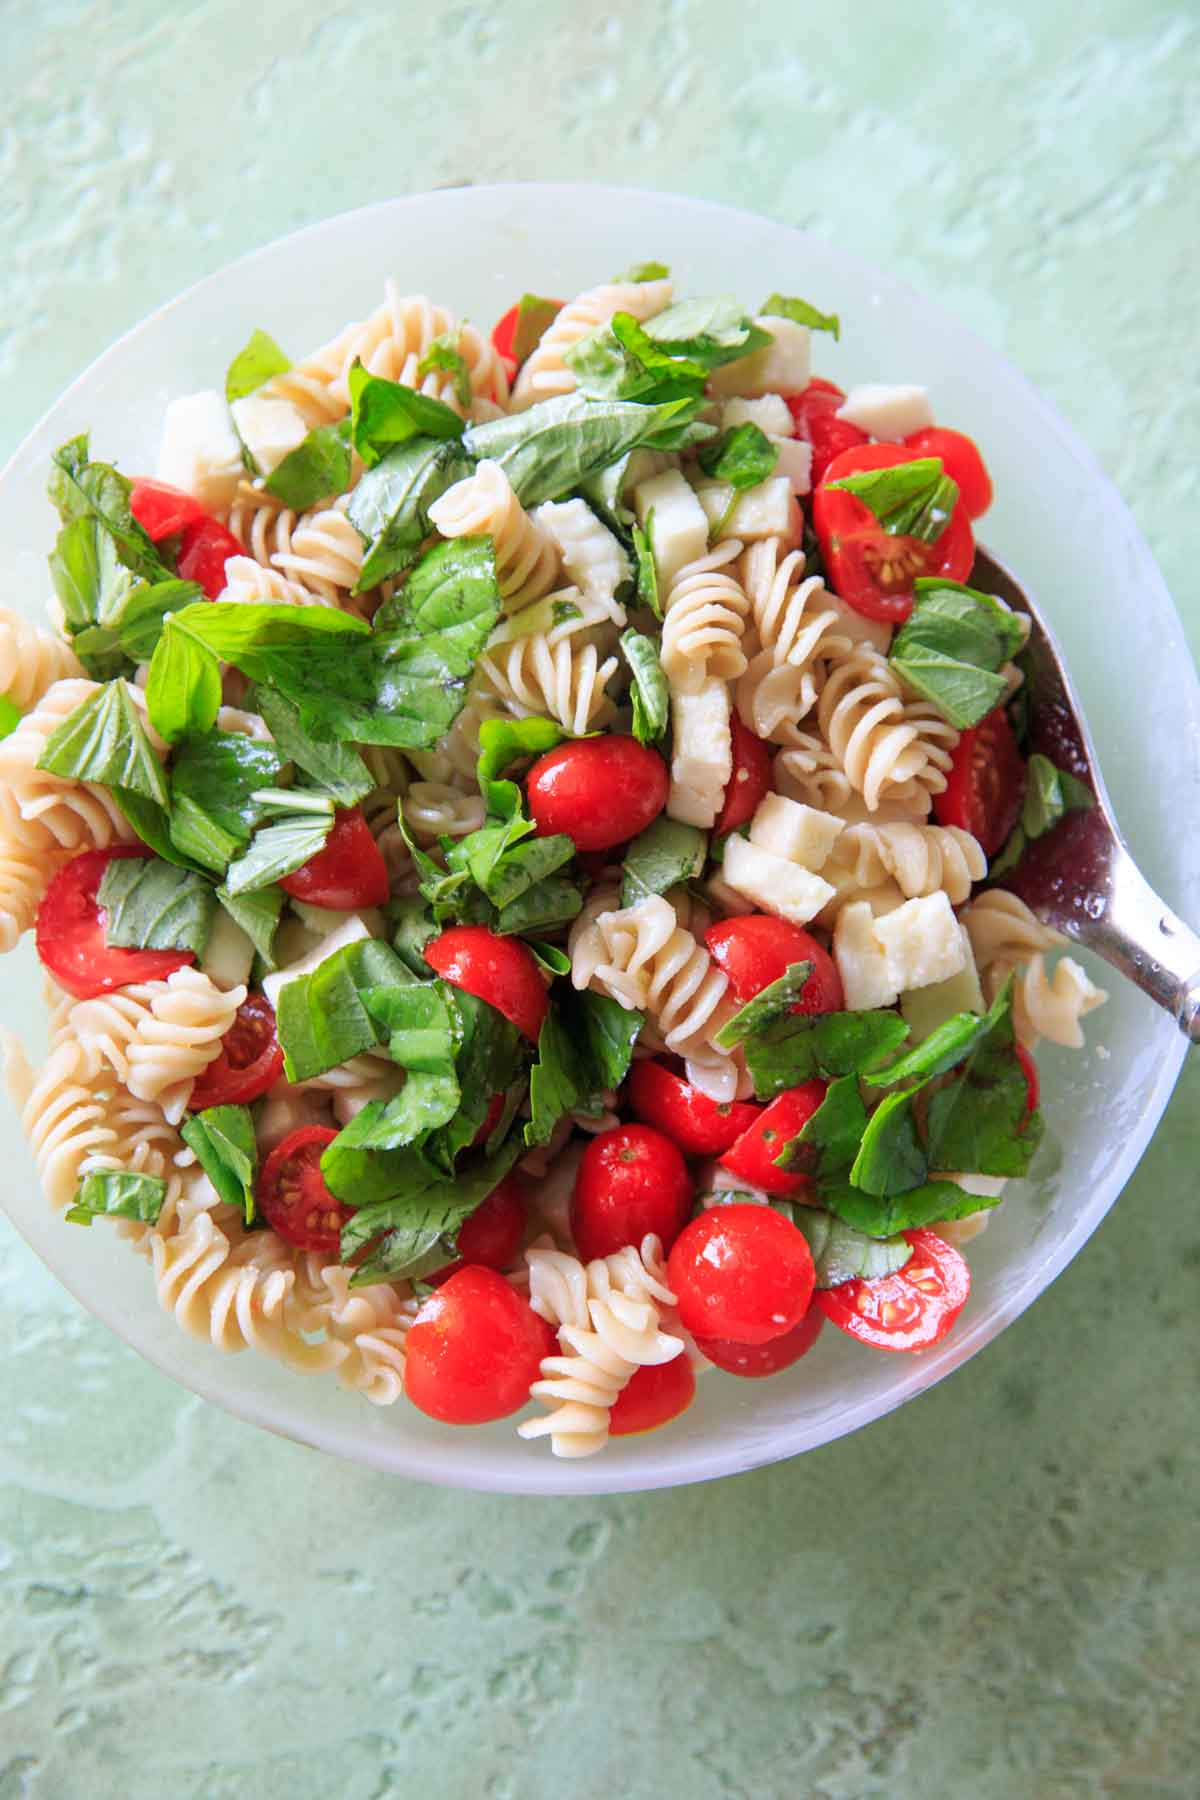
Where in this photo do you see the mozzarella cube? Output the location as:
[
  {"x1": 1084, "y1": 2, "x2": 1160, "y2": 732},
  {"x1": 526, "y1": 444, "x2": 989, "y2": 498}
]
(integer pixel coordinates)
[
  {"x1": 533, "y1": 499, "x2": 630, "y2": 610},
  {"x1": 834, "y1": 900, "x2": 899, "y2": 1010},
  {"x1": 835, "y1": 383, "x2": 934, "y2": 442},
  {"x1": 633, "y1": 467, "x2": 710, "y2": 590},
  {"x1": 720, "y1": 394, "x2": 794, "y2": 438},
  {"x1": 694, "y1": 475, "x2": 802, "y2": 545},
  {"x1": 721, "y1": 836, "x2": 835, "y2": 925},
  {"x1": 230, "y1": 393, "x2": 310, "y2": 477},
  {"x1": 749, "y1": 794, "x2": 844, "y2": 869},
  {"x1": 708, "y1": 317, "x2": 812, "y2": 398},
  {"x1": 261, "y1": 914, "x2": 374, "y2": 1011},
  {"x1": 156, "y1": 389, "x2": 244, "y2": 512},
  {"x1": 668, "y1": 678, "x2": 732, "y2": 827},
  {"x1": 770, "y1": 436, "x2": 813, "y2": 495},
  {"x1": 900, "y1": 925, "x2": 985, "y2": 1041},
  {"x1": 200, "y1": 906, "x2": 256, "y2": 991},
  {"x1": 873, "y1": 892, "x2": 966, "y2": 992}
]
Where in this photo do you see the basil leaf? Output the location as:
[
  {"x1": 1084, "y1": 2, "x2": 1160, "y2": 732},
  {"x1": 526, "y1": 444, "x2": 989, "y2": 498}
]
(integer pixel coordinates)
[
  {"x1": 792, "y1": 1210, "x2": 911, "y2": 1286},
  {"x1": 225, "y1": 329, "x2": 290, "y2": 404},
  {"x1": 861, "y1": 1007, "x2": 990, "y2": 1088},
  {"x1": 1022, "y1": 752, "x2": 1093, "y2": 840},
  {"x1": 97, "y1": 854, "x2": 216, "y2": 955},
  {"x1": 50, "y1": 516, "x2": 111, "y2": 637},
  {"x1": 714, "y1": 961, "x2": 812, "y2": 1051},
  {"x1": 348, "y1": 437, "x2": 473, "y2": 590},
  {"x1": 817, "y1": 1176, "x2": 987, "y2": 1240},
  {"x1": 389, "y1": 896, "x2": 439, "y2": 976},
  {"x1": 363, "y1": 980, "x2": 455, "y2": 1074},
  {"x1": 987, "y1": 824, "x2": 1027, "y2": 882},
  {"x1": 620, "y1": 628, "x2": 668, "y2": 744},
  {"x1": 578, "y1": 457, "x2": 636, "y2": 539},
  {"x1": 924, "y1": 979, "x2": 1044, "y2": 1178},
  {"x1": 528, "y1": 941, "x2": 571, "y2": 977},
  {"x1": 215, "y1": 883, "x2": 284, "y2": 968},
  {"x1": 36, "y1": 679, "x2": 168, "y2": 807},
  {"x1": 263, "y1": 419, "x2": 352, "y2": 510},
  {"x1": 613, "y1": 261, "x2": 670, "y2": 284},
  {"x1": 698, "y1": 422, "x2": 779, "y2": 492},
  {"x1": 334, "y1": 1073, "x2": 461, "y2": 1153},
  {"x1": 347, "y1": 361, "x2": 465, "y2": 467},
  {"x1": 743, "y1": 1008, "x2": 910, "y2": 1098},
  {"x1": 476, "y1": 714, "x2": 565, "y2": 818},
  {"x1": 110, "y1": 791, "x2": 205, "y2": 873},
  {"x1": 621, "y1": 817, "x2": 707, "y2": 908},
  {"x1": 887, "y1": 645, "x2": 1008, "y2": 730},
  {"x1": 761, "y1": 293, "x2": 841, "y2": 340},
  {"x1": 889, "y1": 580, "x2": 1025, "y2": 730},
  {"x1": 276, "y1": 938, "x2": 408, "y2": 1081},
  {"x1": 335, "y1": 1131, "x2": 525, "y2": 1284},
  {"x1": 223, "y1": 812, "x2": 333, "y2": 896},
  {"x1": 180, "y1": 1105, "x2": 258, "y2": 1225},
  {"x1": 510, "y1": 294, "x2": 564, "y2": 363},
  {"x1": 416, "y1": 331, "x2": 472, "y2": 410},
  {"x1": 422, "y1": 988, "x2": 525, "y2": 1172},
  {"x1": 65, "y1": 1169, "x2": 167, "y2": 1228},
  {"x1": 47, "y1": 437, "x2": 171, "y2": 584},
  {"x1": 526, "y1": 988, "x2": 642, "y2": 1148},
  {"x1": 0, "y1": 696, "x2": 20, "y2": 740},
  {"x1": 826, "y1": 457, "x2": 959, "y2": 547},
  {"x1": 642, "y1": 297, "x2": 772, "y2": 369},
  {"x1": 565, "y1": 312, "x2": 708, "y2": 406},
  {"x1": 455, "y1": 830, "x2": 575, "y2": 911},
  {"x1": 776, "y1": 1075, "x2": 867, "y2": 1181},
  {"x1": 166, "y1": 794, "x2": 244, "y2": 875},
  {"x1": 849, "y1": 1089, "x2": 927, "y2": 1196},
  {"x1": 166, "y1": 599, "x2": 369, "y2": 673},
  {"x1": 495, "y1": 874, "x2": 582, "y2": 936},
  {"x1": 463, "y1": 394, "x2": 698, "y2": 506},
  {"x1": 170, "y1": 730, "x2": 284, "y2": 842},
  {"x1": 248, "y1": 686, "x2": 373, "y2": 805},
  {"x1": 632, "y1": 520, "x2": 661, "y2": 618},
  {"x1": 145, "y1": 614, "x2": 222, "y2": 744},
  {"x1": 118, "y1": 579, "x2": 205, "y2": 661}
]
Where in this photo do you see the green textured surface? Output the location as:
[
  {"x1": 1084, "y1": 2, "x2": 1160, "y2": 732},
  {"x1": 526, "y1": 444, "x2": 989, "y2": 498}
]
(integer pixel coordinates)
[{"x1": 2, "y1": 3, "x2": 1198, "y2": 1794}]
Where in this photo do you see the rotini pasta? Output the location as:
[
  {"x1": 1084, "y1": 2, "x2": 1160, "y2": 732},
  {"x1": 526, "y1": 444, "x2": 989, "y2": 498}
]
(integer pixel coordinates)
[
  {"x1": 829, "y1": 821, "x2": 987, "y2": 906},
  {"x1": 70, "y1": 969, "x2": 247, "y2": 1125},
  {"x1": 510, "y1": 278, "x2": 673, "y2": 410},
  {"x1": 660, "y1": 540, "x2": 751, "y2": 693},
  {"x1": 0, "y1": 606, "x2": 84, "y2": 708},
  {"x1": 569, "y1": 894, "x2": 731, "y2": 1071},
  {"x1": 223, "y1": 486, "x2": 367, "y2": 606},
  {"x1": 817, "y1": 645, "x2": 960, "y2": 813},
  {"x1": 0, "y1": 678, "x2": 142, "y2": 854},
  {"x1": 478, "y1": 630, "x2": 618, "y2": 735},
  {"x1": 427, "y1": 459, "x2": 559, "y2": 610}
]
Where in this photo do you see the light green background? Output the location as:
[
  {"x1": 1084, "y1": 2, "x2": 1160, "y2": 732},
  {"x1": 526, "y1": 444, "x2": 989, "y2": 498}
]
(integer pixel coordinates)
[{"x1": 2, "y1": 4, "x2": 1198, "y2": 1795}]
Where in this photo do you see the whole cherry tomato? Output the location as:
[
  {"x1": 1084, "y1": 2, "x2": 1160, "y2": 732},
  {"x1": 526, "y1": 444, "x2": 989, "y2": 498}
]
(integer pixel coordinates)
[
  {"x1": 526, "y1": 736, "x2": 670, "y2": 853},
  {"x1": 609, "y1": 1356, "x2": 697, "y2": 1436},
  {"x1": 667, "y1": 1204, "x2": 816, "y2": 1345},
  {"x1": 696, "y1": 1302, "x2": 824, "y2": 1376},
  {"x1": 403, "y1": 1266, "x2": 556, "y2": 1425},
  {"x1": 706, "y1": 915, "x2": 844, "y2": 1016},
  {"x1": 571, "y1": 1123, "x2": 694, "y2": 1262},
  {"x1": 425, "y1": 925, "x2": 548, "y2": 1043}
]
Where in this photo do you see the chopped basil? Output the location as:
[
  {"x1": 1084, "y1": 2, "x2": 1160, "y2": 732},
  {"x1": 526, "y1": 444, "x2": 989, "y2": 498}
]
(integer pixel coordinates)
[
  {"x1": 527, "y1": 941, "x2": 571, "y2": 977},
  {"x1": 36, "y1": 679, "x2": 169, "y2": 807},
  {"x1": 619, "y1": 628, "x2": 669, "y2": 745},
  {"x1": 641, "y1": 297, "x2": 772, "y2": 369},
  {"x1": 620, "y1": 817, "x2": 707, "y2": 908},
  {"x1": 263, "y1": 419, "x2": 352, "y2": 511},
  {"x1": 389, "y1": 896, "x2": 439, "y2": 976},
  {"x1": 248, "y1": 686, "x2": 373, "y2": 806},
  {"x1": 792, "y1": 1210, "x2": 911, "y2": 1287},
  {"x1": 416, "y1": 331, "x2": 472, "y2": 411},
  {"x1": 166, "y1": 794, "x2": 244, "y2": 875},
  {"x1": 421, "y1": 988, "x2": 525, "y2": 1173},
  {"x1": 714, "y1": 961, "x2": 812, "y2": 1050},
  {"x1": 66, "y1": 1169, "x2": 167, "y2": 1228},
  {"x1": 476, "y1": 714, "x2": 566, "y2": 818},
  {"x1": 1021, "y1": 752, "x2": 1094, "y2": 840},
  {"x1": 775, "y1": 1075, "x2": 867, "y2": 1181},
  {"x1": 215, "y1": 882, "x2": 284, "y2": 968},
  {"x1": 526, "y1": 988, "x2": 643, "y2": 1149},
  {"x1": 449, "y1": 822, "x2": 575, "y2": 912},
  {"x1": 170, "y1": 730, "x2": 284, "y2": 843},
  {"x1": 496, "y1": 875, "x2": 583, "y2": 937},
  {"x1": 614, "y1": 261, "x2": 670, "y2": 284},
  {"x1": 145, "y1": 614, "x2": 223, "y2": 744},
  {"x1": 276, "y1": 938, "x2": 410, "y2": 1082},
  {"x1": 924, "y1": 979, "x2": 1044, "y2": 1178},
  {"x1": 510, "y1": 294, "x2": 565, "y2": 364},
  {"x1": 743, "y1": 1008, "x2": 910, "y2": 1098},
  {"x1": 348, "y1": 436, "x2": 474, "y2": 590},
  {"x1": 889, "y1": 580, "x2": 1026, "y2": 729},
  {"x1": 96, "y1": 854, "x2": 216, "y2": 956},
  {"x1": 334, "y1": 1072, "x2": 460, "y2": 1155},
  {"x1": 47, "y1": 436, "x2": 171, "y2": 586},
  {"x1": 816, "y1": 1176, "x2": 988, "y2": 1241},
  {"x1": 117, "y1": 579, "x2": 206, "y2": 662},
  {"x1": 225, "y1": 329, "x2": 290, "y2": 404},
  {"x1": 860, "y1": 1006, "x2": 994, "y2": 1088},
  {"x1": 109, "y1": 791, "x2": 205, "y2": 874},
  {"x1": 632, "y1": 519, "x2": 661, "y2": 618},
  {"x1": 333, "y1": 1131, "x2": 525, "y2": 1285},
  {"x1": 222, "y1": 811, "x2": 334, "y2": 897},
  {"x1": 347, "y1": 361, "x2": 464, "y2": 467},
  {"x1": 760, "y1": 293, "x2": 841, "y2": 340},
  {"x1": 698, "y1": 422, "x2": 779, "y2": 490},
  {"x1": 849, "y1": 1089, "x2": 927, "y2": 1197},
  {"x1": 463, "y1": 394, "x2": 701, "y2": 506},
  {"x1": 565, "y1": 312, "x2": 708, "y2": 407},
  {"x1": 826, "y1": 457, "x2": 959, "y2": 547},
  {"x1": 180, "y1": 1105, "x2": 258, "y2": 1224}
]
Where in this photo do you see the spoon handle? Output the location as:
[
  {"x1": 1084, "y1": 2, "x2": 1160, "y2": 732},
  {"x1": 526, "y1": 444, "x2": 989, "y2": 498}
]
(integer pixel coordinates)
[{"x1": 1065, "y1": 849, "x2": 1200, "y2": 1043}]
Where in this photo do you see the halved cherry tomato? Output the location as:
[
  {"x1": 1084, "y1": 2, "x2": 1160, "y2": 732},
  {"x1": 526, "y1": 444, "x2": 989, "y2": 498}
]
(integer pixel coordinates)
[
  {"x1": 933, "y1": 704, "x2": 1026, "y2": 858},
  {"x1": 627, "y1": 1059, "x2": 760, "y2": 1156},
  {"x1": 403, "y1": 1265, "x2": 557, "y2": 1425},
  {"x1": 812, "y1": 443, "x2": 975, "y2": 623},
  {"x1": 609, "y1": 1355, "x2": 696, "y2": 1436},
  {"x1": 784, "y1": 378, "x2": 870, "y2": 486},
  {"x1": 129, "y1": 477, "x2": 207, "y2": 542},
  {"x1": 188, "y1": 992, "x2": 284, "y2": 1110},
  {"x1": 491, "y1": 303, "x2": 521, "y2": 381},
  {"x1": 257, "y1": 1125, "x2": 351, "y2": 1255},
  {"x1": 278, "y1": 807, "x2": 390, "y2": 910},
  {"x1": 1015, "y1": 1043, "x2": 1039, "y2": 1125},
  {"x1": 571, "y1": 1123, "x2": 693, "y2": 1262},
  {"x1": 714, "y1": 715, "x2": 772, "y2": 835},
  {"x1": 667, "y1": 1203, "x2": 815, "y2": 1345},
  {"x1": 35, "y1": 846, "x2": 194, "y2": 1000},
  {"x1": 705, "y1": 915, "x2": 844, "y2": 1015},
  {"x1": 696, "y1": 1302, "x2": 824, "y2": 1376},
  {"x1": 718, "y1": 1081, "x2": 828, "y2": 1196},
  {"x1": 425, "y1": 925, "x2": 548, "y2": 1043},
  {"x1": 526, "y1": 736, "x2": 669, "y2": 853},
  {"x1": 816, "y1": 1227, "x2": 969, "y2": 1352},
  {"x1": 175, "y1": 514, "x2": 247, "y2": 599},
  {"x1": 903, "y1": 426, "x2": 993, "y2": 520}
]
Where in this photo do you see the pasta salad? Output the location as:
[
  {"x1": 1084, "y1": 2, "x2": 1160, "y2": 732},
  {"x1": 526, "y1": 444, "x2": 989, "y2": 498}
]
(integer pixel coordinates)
[{"x1": 1, "y1": 270, "x2": 1109, "y2": 1457}]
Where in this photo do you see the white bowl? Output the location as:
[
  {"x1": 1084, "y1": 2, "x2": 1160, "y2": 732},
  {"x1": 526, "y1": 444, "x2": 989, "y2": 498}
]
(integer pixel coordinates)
[{"x1": 2, "y1": 185, "x2": 1196, "y2": 1495}]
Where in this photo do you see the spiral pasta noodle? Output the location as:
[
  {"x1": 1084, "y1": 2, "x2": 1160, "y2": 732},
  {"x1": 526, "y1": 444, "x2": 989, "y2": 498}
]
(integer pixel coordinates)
[
  {"x1": 70, "y1": 968, "x2": 246, "y2": 1125},
  {"x1": 772, "y1": 739, "x2": 855, "y2": 814},
  {"x1": 0, "y1": 678, "x2": 142, "y2": 855},
  {"x1": 830, "y1": 821, "x2": 987, "y2": 906},
  {"x1": 960, "y1": 891, "x2": 1106, "y2": 1049},
  {"x1": 427, "y1": 459, "x2": 559, "y2": 610},
  {"x1": 401, "y1": 780, "x2": 487, "y2": 844},
  {"x1": 960, "y1": 889, "x2": 1062, "y2": 972},
  {"x1": 660, "y1": 540, "x2": 752, "y2": 692},
  {"x1": 817, "y1": 646, "x2": 960, "y2": 813},
  {"x1": 510, "y1": 278, "x2": 673, "y2": 411},
  {"x1": 478, "y1": 632, "x2": 618, "y2": 736},
  {"x1": 734, "y1": 538, "x2": 842, "y2": 742},
  {"x1": 224, "y1": 486, "x2": 367, "y2": 607},
  {"x1": 0, "y1": 606, "x2": 85, "y2": 708},
  {"x1": 218, "y1": 553, "x2": 336, "y2": 610},
  {"x1": 569, "y1": 894, "x2": 731, "y2": 1070}
]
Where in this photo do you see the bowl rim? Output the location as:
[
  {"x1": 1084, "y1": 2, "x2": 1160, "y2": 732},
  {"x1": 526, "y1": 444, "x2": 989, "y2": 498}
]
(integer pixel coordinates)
[{"x1": 1, "y1": 181, "x2": 1195, "y2": 1494}]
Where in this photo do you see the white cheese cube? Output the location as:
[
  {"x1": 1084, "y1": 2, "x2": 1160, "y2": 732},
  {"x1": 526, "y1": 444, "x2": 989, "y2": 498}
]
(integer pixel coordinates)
[
  {"x1": 720, "y1": 394, "x2": 794, "y2": 438},
  {"x1": 708, "y1": 317, "x2": 812, "y2": 398},
  {"x1": 770, "y1": 437, "x2": 813, "y2": 495},
  {"x1": 289, "y1": 901, "x2": 385, "y2": 941},
  {"x1": 156, "y1": 389, "x2": 244, "y2": 512},
  {"x1": 873, "y1": 892, "x2": 966, "y2": 992},
  {"x1": 633, "y1": 467, "x2": 710, "y2": 590},
  {"x1": 200, "y1": 907, "x2": 256, "y2": 991},
  {"x1": 261, "y1": 914, "x2": 374, "y2": 1012},
  {"x1": 835, "y1": 383, "x2": 934, "y2": 442},
  {"x1": 834, "y1": 900, "x2": 899, "y2": 1010},
  {"x1": 694, "y1": 475, "x2": 802, "y2": 545},
  {"x1": 229, "y1": 393, "x2": 310, "y2": 477},
  {"x1": 532, "y1": 499, "x2": 630, "y2": 611},
  {"x1": 668, "y1": 678, "x2": 732, "y2": 828},
  {"x1": 749, "y1": 794, "x2": 844, "y2": 869},
  {"x1": 721, "y1": 836, "x2": 835, "y2": 925},
  {"x1": 900, "y1": 925, "x2": 985, "y2": 1040}
]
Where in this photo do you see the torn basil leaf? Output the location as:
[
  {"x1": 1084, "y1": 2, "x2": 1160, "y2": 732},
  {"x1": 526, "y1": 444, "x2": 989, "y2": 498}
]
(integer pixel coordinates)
[
  {"x1": 97, "y1": 854, "x2": 216, "y2": 956},
  {"x1": 620, "y1": 817, "x2": 707, "y2": 908},
  {"x1": 760, "y1": 293, "x2": 841, "y2": 340},
  {"x1": 181, "y1": 1105, "x2": 258, "y2": 1225},
  {"x1": 334, "y1": 1131, "x2": 525, "y2": 1284},
  {"x1": 743, "y1": 1008, "x2": 910, "y2": 1098},
  {"x1": 698, "y1": 422, "x2": 779, "y2": 491},
  {"x1": 565, "y1": 312, "x2": 708, "y2": 407},
  {"x1": 117, "y1": 579, "x2": 205, "y2": 662},
  {"x1": 222, "y1": 811, "x2": 333, "y2": 896},
  {"x1": 826, "y1": 457, "x2": 959, "y2": 546},
  {"x1": 66, "y1": 1169, "x2": 167, "y2": 1227},
  {"x1": 225, "y1": 329, "x2": 290, "y2": 404},
  {"x1": 817, "y1": 1176, "x2": 987, "y2": 1240},
  {"x1": 476, "y1": 714, "x2": 565, "y2": 818},
  {"x1": 714, "y1": 960, "x2": 812, "y2": 1050},
  {"x1": 775, "y1": 1075, "x2": 867, "y2": 1182},
  {"x1": 1021, "y1": 752, "x2": 1093, "y2": 840},
  {"x1": 849, "y1": 1089, "x2": 927, "y2": 1197},
  {"x1": 348, "y1": 436, "x2": 473, "y2": 590},
  {"x1": 347, "y1": 361, "x2": 465, "y2": 467},
  {"x1": 216, "y1": 883, "x2": 284, "y2": 968},
  {"x1": 36, "y1": 679, "x2": 169, "y2": 807},
  {"x1": 632, "y1": 519, "x2": 661, "y2": 618},
  {"x1": 888, "y1": 579, "x2": 1025, "y2": 730},
  {"x1": 792, "y1": 1210, "x2": 911, "y2": 1287},
  {"x1": 463, "y1": 394, "x2": 699, "y2": 507},
  {"x1": 619, "y1": 628, "x2": 668, "y2": 745},
  {"x1": 47, "y1": 436, "x2": 171, "y2": 585},
  {"x1": 170, "y1": 729, "x2": 284, "y2": 843},
  {"x1": 248, "y1": 686, "x2": 373, "y2": 806},
  {"x1": 275, "y1": 938, "x2": 409, "y2": 1081},
  {"x1": 641, "y1": 297, "x2": 772, "y2": 369},
  {"x1": 526, "y1": 987, "x2": 643, "y2": 1149},
  {"x1": 263, "y1": 418, "x2": 352, "y2": 510},
  {"x1": 145, "y1": 614, "x2": 222, "y2": 744}
]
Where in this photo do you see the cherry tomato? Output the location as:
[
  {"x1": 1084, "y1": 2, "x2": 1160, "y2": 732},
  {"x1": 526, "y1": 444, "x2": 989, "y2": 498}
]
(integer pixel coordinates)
[
  {"x1": 627, "y1": 1059, "x2": 760, "y2": 1156},
  {"x1": 469, "y1": 1092, "x2": 506, "y2": 1149},
  {"x1": 425, "y1": 925, "x2": 548, "y2": 1043},
  {"x1": 785, "y1": 378, "x2": 870, "y2": 486},
  {"x1": 714, "y1": 715, "x2": 772, "y2": 835},
  {"x1": 933, "y1": 704, "x2": 1026, "y2": 858},
  {"x1": 525, "y1": 736, "x2": 669, "y2": 853},
  {"x1": 816, "y1": 1227, "x2": 969, "y2": 1352},
  {"x1": 35, "y1": 846, "x2": 194, "y2": 1000},
  {"x1": 571, "y1": 1124, "x2": 693, "y2": 1262},
  {"x1": 175, "y1": 515, "x2": 247, "y2": 599},
  {"x1": 718, "y1": 1081, "x2": 828, "y2": 1196},
  {"x1": 129, "y1": 477, "x2": 207, "y2": 541},
  {"x1": 696, "y1": 1302, "x2": 824, "y2": 1376},
  {"x1": 667, "y1": 1203, "x2": 815, "y2": 1345},
  {"x1": 812, "y1": 443, "x2": 975, "y2": 623},
  {"x1": 491, "y1": 303, "x2": 521, "y2": 381},
  {"x1": 188, "y1": 992, "x2": 284, "y2": 1110},
  {"x1": 1015, "y1": 1043, "x2": 1039, "y2": 1125},
  {"x1": 457, "y1": 1173, "x2": 529, "y2": 1268},
  {"x1": 257, "y1": 1125, "x2": 351, "y2": 1255},
  {"x1": 705, "y1": 915, "x2": 844, "y2": 1015},
  {"x1": 903, "y1": 426, "x2": 993, "y2": 520},
  {"x1": 278, "y1": 807, "x2": 390, "y2": 910},
  {"x1": 609, "y1": 1355, "x2": 696, "y2": 1436},
  {"x1": 403, "y1": 1266, "x2": 557, "y2": 1425}
]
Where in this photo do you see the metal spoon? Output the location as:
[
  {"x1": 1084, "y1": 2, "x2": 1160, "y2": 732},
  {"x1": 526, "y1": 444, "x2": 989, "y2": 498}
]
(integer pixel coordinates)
[{"x1": 969, "y1": 546, "x2": 1200, "y2": 1042}]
